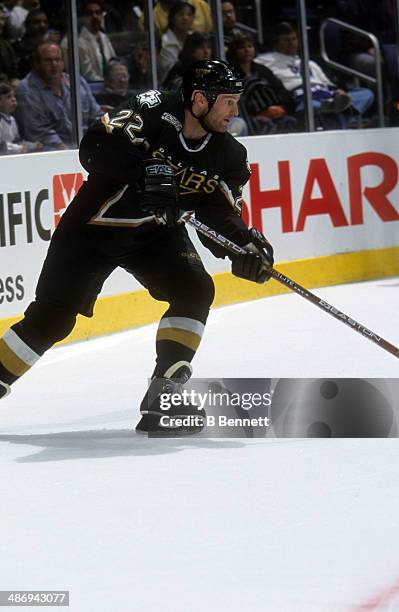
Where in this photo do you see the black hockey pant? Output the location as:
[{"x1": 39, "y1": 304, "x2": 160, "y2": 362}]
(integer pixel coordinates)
[{"x1": 0, "y1": 225, "x2": 215, "y2": 389}]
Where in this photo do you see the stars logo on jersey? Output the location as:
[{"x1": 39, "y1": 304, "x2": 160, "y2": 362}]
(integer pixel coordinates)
[
  {"x1": 151, "y1": 148, "x2": 245, "y2": 213},
  {"x1": 153, "y1": 149, "x2": 219, "y2": 196},
  {"x1": 137, "y1": 90, "x2": 162, "y2": 108}
]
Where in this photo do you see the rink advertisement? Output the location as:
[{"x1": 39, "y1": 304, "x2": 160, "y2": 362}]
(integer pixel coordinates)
[
  {"x1": 0, "y1": 129, "x2": 398, "y2": 339},
  {"x1": 240, "y1": 130, "x2": 399, "y2": 260}
]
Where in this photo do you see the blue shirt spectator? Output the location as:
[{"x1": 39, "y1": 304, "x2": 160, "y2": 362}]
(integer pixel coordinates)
[{"x1": 16, "y1": 41, "x2": 101, "y2": 150}]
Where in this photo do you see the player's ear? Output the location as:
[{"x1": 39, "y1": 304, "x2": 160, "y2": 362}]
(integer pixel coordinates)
[{"x1": 192, "y1": 90, "x2": 207, "y2": 107}]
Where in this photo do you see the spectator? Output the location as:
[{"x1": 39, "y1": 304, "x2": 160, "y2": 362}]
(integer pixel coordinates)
[
  {"x1": 163, "y1": 30, "x2": 211, "y2": 90},
  {"x1": 61, "y1": 1, "x2": 116, "y2": 82},
  {"x1": 3, "y1": 0, "x2": 41, "y2": 39},
  {"x1": 16, "y1": 42, "x2": 101, "y2": 149},
  {"x1": 0, "y1": 80, "x2": 41, "y2": 153},
  {"x1": 158, "y1": 1, "x2": 195, "y2": 82},
  {"x1": 102, "y1": 0, "x2": 143, "y2": 58},
  {"x1": 0, "y1": 67, "x2": 17, "y2": 89},
  {"x1": 340, "y1": 0, "x2": 399, "y2": 112},
  {"x1": 103, "y1": 0, "x2": 142, "y2": 32},
  {"x1": 256, "y1": 22, "x2": 375, "y2": 128},
  {"x1": 3, "y1": 0, "x2": 28, "y2": 42},
  {"x1": 222, "y1": 1, "x2": 244, "y2": 49},
  {"x1": 128, "y1": 33, "x2": 161, "y2": 91},
  {"x1": 22, "y1": 0, "x2": 41, "y2": 10},
  {"x1": 0, "y1": 3, "x2": 18, "y2": 80},
  {"x1": 153, "y1": 0, "x2": 212, "y2": 35},
  {"x1": 341, "y1": 0, "x2": 397, "y2": 79},
  {"x1": 95, "y1": 59, "x2": 134, "y2": 106},
  {"x1": 14, "y1": 9, "x2": 55, "y2": 78},
  {"x1": 227, "y1": 32, "x2": 297, "y2": 134},
  {"x1": 160, "y1": 29, "x2": 247, "y2": 137}
]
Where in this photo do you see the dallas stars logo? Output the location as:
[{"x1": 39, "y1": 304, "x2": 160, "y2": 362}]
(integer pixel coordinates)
[{"x1": 137, "y1": 90, "x2": 162, "y2": 108}]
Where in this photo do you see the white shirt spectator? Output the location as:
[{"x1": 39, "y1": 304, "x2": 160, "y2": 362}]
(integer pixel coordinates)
[
  {"x1": 256, "y1": 51, "x2": 334, "y2": 94},
  {"x1": 5, "y1": 5, "x2": 28, "y2": 42},
  {"x1": 159, "y1": 28, "x2": 184, "y2": 83},
  {"x1": 61, "y1": 26, "x2": 116, "y2": 82},
  {"x1": 0, "y1": 112, "x2": 38, "y2": 153},
  {"x1": 0, "y1": 111, "x2": 19, "y2": 142}
]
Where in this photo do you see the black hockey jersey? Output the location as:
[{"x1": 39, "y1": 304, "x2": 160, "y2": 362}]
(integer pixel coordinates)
[{"x1": 62, "y1": 90, "x2": 252, "y2": 255}]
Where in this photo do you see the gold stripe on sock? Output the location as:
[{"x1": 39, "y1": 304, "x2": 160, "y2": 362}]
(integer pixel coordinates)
[
  {"x1": 156, "y1": 328, "x2": 202, "y2": 352},
  {"x1": 0, "y1": 338, "x2": 31, "y2": 377}
]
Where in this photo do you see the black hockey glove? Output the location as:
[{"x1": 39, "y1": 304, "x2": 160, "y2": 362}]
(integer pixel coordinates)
[
  {"x1": 141, "y1": 159, "x2": 190, "y2": 227},
  {"x1": 231, "y1": 228, "x2": 274, "y2": 284}
]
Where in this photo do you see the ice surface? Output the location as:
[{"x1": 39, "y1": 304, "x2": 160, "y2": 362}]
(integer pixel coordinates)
[{"x1": 1, "y1": 278, "x2": 399, "y2": 611}]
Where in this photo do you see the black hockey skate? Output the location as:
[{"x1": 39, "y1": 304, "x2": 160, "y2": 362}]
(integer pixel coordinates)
[{"x1": 135, "y1": 361, "x2": 205, "y2": 436}]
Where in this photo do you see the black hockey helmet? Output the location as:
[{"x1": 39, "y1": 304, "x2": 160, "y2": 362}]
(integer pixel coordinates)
[{"x1": 182, "y1": 59, "x2": 244, "y2": 109}]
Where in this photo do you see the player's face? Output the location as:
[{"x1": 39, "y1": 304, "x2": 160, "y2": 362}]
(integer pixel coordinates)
[{"x1": 205, "y1": 94, "x2": 240, "y2": 132}]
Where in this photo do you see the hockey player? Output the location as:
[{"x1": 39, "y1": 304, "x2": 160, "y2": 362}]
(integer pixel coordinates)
[{"x1": 0, "y1": 60, "x2": 274, "y2": 435}]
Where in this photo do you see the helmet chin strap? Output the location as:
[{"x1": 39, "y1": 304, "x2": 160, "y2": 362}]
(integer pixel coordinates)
[
  {"x1": 189, "y1": 95, "x2": 218, "y2": 134},
  {"x1": 189, "y1": 107, "x2": 216, "y2": 133}
]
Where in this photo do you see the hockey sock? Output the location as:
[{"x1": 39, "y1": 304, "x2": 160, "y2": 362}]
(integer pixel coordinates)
[
  {"x1": 0, "y1": 301, "x2": 77, "y2": 396},
  {"x1": 0, "y1": 315, "x2": 58, "y2": 390},
  {"x1": 0, "y1": 327, "x2": 42, "y2": 388},
  {"x1": 153, "y1": 315, "x2": 205, "y2": 377}
]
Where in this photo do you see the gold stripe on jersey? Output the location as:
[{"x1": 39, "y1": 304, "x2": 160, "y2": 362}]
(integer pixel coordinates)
[
  {"x1": 88, "y1": 184, "x2": 155, "y2": 227},
  {"x1": 89, "y1": 217, "x2": 155, "y2": 228},
  {"x1": 156, "y1": 328, "x2": 202, "y2": 352},
  {"x1": 101, "y1": 113, "x2": 114, "y2": 134},
  {"x1": 88, "y1": 184, "x2": 129, "y2": 224}
]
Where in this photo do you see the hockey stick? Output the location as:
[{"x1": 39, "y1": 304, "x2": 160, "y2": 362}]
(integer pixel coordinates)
[{"x1": 187, "y1": 216, "x2": 399, "y2": 359}]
